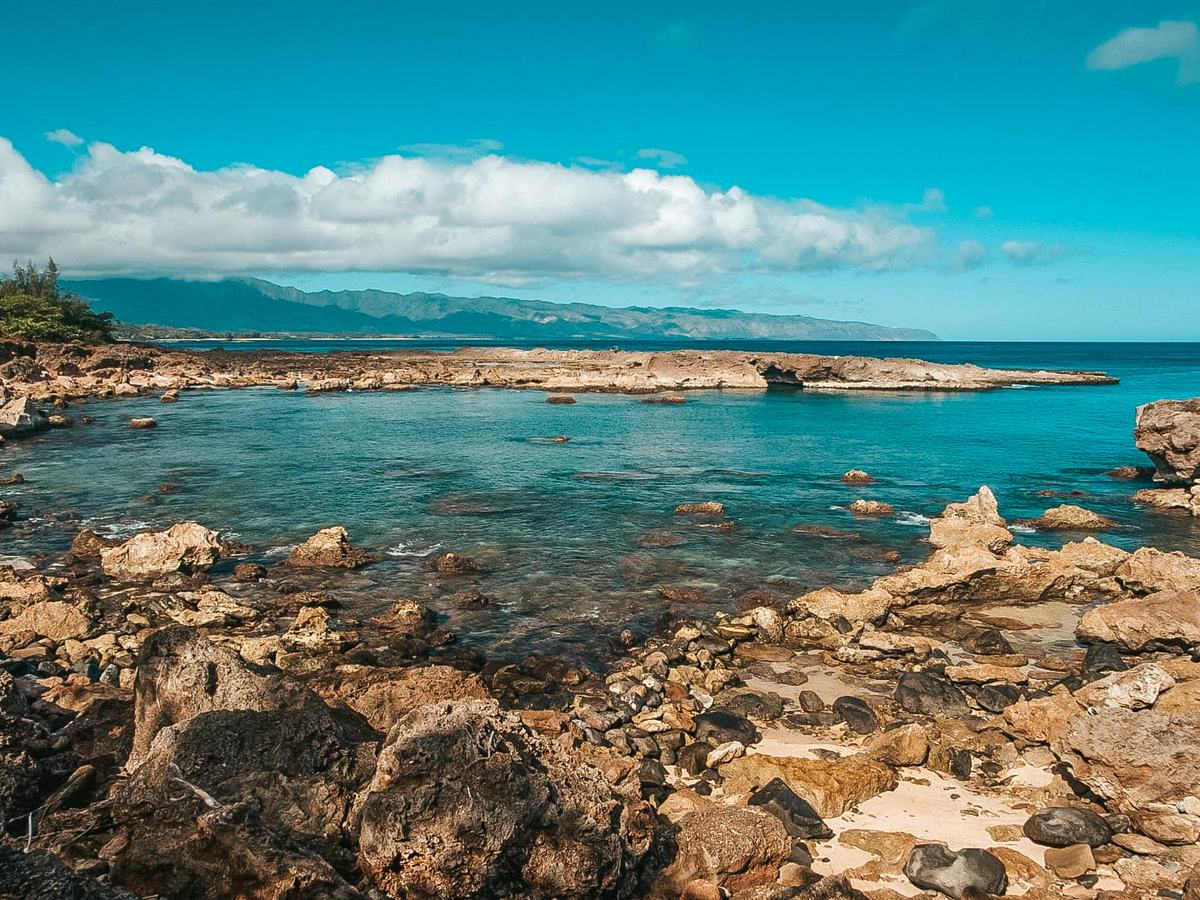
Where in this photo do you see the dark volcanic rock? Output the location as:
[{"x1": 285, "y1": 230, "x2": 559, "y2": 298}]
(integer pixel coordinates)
[
  {"x1": 694, "y1": 709, "x2": 761, "y2": 747},
  {"x1": 832, "y1": 696, "x2": 879, "y2": 735},
  {"x1": 1023, "y1": 806, "x2": 1113, "y2": 848},
  {"x1": 0, "y1": 839, "x2": 138, "y2": 899},
  {"x1": 357, "y1": 699, "x2": 652, "y2": 899},
  {"x1": 894, "y1": 672, "x2": 967, "y2": 717},
  {"x1": 749, "y1": 777, "x2": 833, "y2": 840},
  {"x1": 903, "y1": 844, "x2": 1008, "y2": 899}
]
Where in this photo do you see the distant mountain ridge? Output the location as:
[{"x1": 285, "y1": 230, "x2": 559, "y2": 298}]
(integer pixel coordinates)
[{"x1": 64, "y1": 277, "x2": 938, "y2": 341}]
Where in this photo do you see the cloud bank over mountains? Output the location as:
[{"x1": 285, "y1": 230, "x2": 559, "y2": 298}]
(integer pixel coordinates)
[{"x1": 0, "y1": 137, "x2": 938, "y2": 283}]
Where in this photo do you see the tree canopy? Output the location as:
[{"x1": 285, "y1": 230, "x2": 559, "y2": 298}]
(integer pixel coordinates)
[{"x1": 0, "y1": 259, "x2": 114, "y2": 343}]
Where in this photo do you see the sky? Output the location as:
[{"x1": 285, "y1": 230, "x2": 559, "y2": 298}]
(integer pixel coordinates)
[{"x1": 1, "y1": 0, "x2": 1198, "y2": 340}]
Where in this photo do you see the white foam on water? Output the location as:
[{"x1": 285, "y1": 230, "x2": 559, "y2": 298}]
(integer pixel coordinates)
[
  {"x1": 263, "y1": 544, "x2": 297, "y2": 557},
  {"x1": 1011, "y1": 524, "x2": 1037, "y2": 534},
  {"x1": 895, "y1": 512, "x2": 930, "y2": 527},
  {"x1": 94, "y1": 520, "x2": 153, "y2": 538},
  {"x1": 386, "y1": 541, "x2": 442, "y2": 558}
]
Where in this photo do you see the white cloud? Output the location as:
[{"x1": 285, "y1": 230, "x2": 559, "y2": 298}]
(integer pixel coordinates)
[
  {"x1": 952, "y1": 239, "x2": 988, "y2": 271},
  {"x1": 973, "y1": 205, "x2": 993, "y2": 219},
  {"x1": 635, "y1": 148, "x2": 687, "y2": 169},
  {"x1": 1086, "y1": 20, "x2": 1200, "y2": 86},
  {"x1": 0, "y1": 136, "x2": 935, "y2": 281},
  {"x1": 397, "y1": 138, "x2": 504, "y2": 160},
  {"x1": 1001, "y1": 240, "x2": 1068, "y2": 266},
  {"x1": 45, "y1": 128, "x2": 84, "y2": 148},
  {"x1": 919, "y1": 187, "x2": 946, "y2": 212}
]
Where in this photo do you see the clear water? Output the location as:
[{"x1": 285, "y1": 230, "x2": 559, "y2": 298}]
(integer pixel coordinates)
[{"x1": 3, "y1": 342, "x2": 1199, "y2": 664}]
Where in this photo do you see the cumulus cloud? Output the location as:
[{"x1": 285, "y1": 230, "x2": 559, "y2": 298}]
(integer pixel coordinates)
[
  {"x1": 45, "y1": 128, "x2": 84, "y2": 148},
  {"x1": 1086, "y1": 20, "x2": 1200, "y2": 85},
  {"x1": 952, "y1": 239, "x2": 988, "y2": 271},
  {"x1": 635, "y1": 148, "x2": 687, "y2": 169},
  {"x1": 1001, "y1": 240, "x2": 1068, "y2": 266},
  {"x1": 0, "y1": 137, "x2": 935, "y2": 281}
]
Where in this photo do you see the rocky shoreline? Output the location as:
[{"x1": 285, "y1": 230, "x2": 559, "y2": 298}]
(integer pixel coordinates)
[
  {"x1": 0, "y1": 341, "x2": 1116, "y2": 424},
  {"x1": 2, "y1": 345, "x2": 1199, "y2": 899}
]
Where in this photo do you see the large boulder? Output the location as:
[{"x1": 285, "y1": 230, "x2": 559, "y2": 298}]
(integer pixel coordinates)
[
  {"x1": 1115, "y1": 547, "x2": 1200, "y2": 594},
  {"x1": 903, "y1": 844, "x2": 1008, "y2": 899},
  {"x1": 657, "y1": 806, "x2": 791, "y2": 894},
  {"x1": 128, "y1": 626, "x2": 327, "y2": 768},
  {"x1": 287, "y1": 526, "x2": 371, "y2": 568},
  {"x1": 356, "y1": 699, "x2": 653, "y2": 899},
  {"x1": 1076, "y1": 590, "x2": 1200, "y2": 651},
  {"x1": 1135, "y1": 398, "x2": 1200, "y2": 485},
  {"x1": 0, "y1": 394, "x2": 48, "y2": 437},
  {"x1": 0, "y1": 599, "x2": 93, "y2": 641},
  {"x1": 309, "y1": 664, "x2": 491, "y2": 733},
  {"x1": 100, "y1": 523, "x2": 222, "y2": 581},
  {"x1": 720, "y1": 752, "x2": 897, "y2": 818},
  {"x1": 927, "y1": 486, "x2": 1012, "y2": 554},
  {"x1": 1026, "y1": 504, "x2": 1117, "y2": 531}
]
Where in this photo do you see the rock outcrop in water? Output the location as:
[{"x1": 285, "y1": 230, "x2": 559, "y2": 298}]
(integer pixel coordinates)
[
  {"x1": 0, "y1": 342, "x2": 1118, "y2": 421},
  {"x1": 1133, "y1": 397, "x2": 1200, "y2": 517}
]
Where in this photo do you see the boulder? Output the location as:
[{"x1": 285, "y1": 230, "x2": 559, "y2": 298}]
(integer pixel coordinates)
[
  {"x1": 100, "y1": 522, "x2": 222, "y2": 581},
  {"x1": 928, "y1": 486, "x2": 1012, "y2": 554},
  {"x1": 848, "y1": 499, "x2": 893, "y2": 517},
  {"x1": 0, "y1": 394, "x2": 48, "y2": 436},
  {"x1": 1026, "y1": 504, "x2": 1117, "y2": 531},
  {"x1": 1076, "y1": 590, "x2": 1200, "y2": 651},
  {"x1": 127, "y1": 625, "x2": 327, "y2": 769},
  {"x1": 310, "y1": 664, "x2": 490, "y2": 732},
  {"x1": 748, "y1": 777, "x2": 833, "y2": 840},
  {"x1": 287, "y1": 526, "x2": 371, "y2": 568},
  {"x1": 903, "y1": 844, "x2": 1008, "y2": 899},
  {"x1": 357, "y1": 699, "x2": 652, "y2": 899},
  {"x1": 867, "y1": 723, "x2": 930, "y2": 767},
  {"x1": 721, "y1": 752, "x2": 897, "y2": 818},
  {"x1": 658, "y1": 806, "x2": 791, "y2": 894},
  {"x1": 675, "y1": 501, "x2": 726, "y2": 516},
  {"x1": 128, "y1": 416, "x2": 156, "y2": 429},
  {"x1": 1135, "y1": 398, "x2": 1200, "y2": 485},
  {"x1": 894, "y1": 672, "x2": 968, "y2": 717},
  {"x1": 1023, "y1": 807, "x2": 1112, "y2": 848},
  {"x1": 1115, "y1": 547, "x2": 1200, "y2": 594},
  {"x1": 841, "y1": 470, "x2": 874, "y2": 484},
  {"x1": 1134, "y1": 486, "x2": 1200, "y2": 517},
  {"x1": 0, "y1": 600, "x2": 92, "y2": 641}
]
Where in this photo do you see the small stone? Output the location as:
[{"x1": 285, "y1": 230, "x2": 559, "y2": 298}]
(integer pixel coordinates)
[
  {"x1": 705, "y1": 740, "x2": 746, "y2": 768},
  {"x1": 1043, "y1": 843, "x2": 1095, "y2": 879}
]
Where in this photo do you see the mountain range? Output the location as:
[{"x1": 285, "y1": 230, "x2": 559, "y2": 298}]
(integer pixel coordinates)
[{"x1": 64, "y1": 277, "x2": 937, "y2": 342}]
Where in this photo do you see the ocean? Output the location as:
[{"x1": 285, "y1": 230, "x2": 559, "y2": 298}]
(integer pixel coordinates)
[{"x1": 3, "y1": 341, "x2": 1199, "y2": 664}]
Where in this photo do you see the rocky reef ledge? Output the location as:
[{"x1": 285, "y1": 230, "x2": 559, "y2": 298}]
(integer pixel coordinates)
[{"x1": 0, "y1": 340, "x2": 1115, "y2": 413}]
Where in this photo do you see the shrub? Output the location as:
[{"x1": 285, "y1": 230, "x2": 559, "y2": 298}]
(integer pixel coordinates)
[{"x1": 0, "y1": 259, "x2": 114, "y2": 343}]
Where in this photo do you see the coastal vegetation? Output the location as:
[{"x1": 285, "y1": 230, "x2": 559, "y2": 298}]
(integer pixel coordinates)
[{"x1": 0, "y1": 260, "x2": 113, "y2": 343}]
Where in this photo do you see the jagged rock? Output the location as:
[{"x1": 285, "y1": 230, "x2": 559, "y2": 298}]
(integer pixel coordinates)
[
  {"x1": 434, "y1": 552, "x2": 483, "y2": 574},
  {"x1": 841, "y1": 470, "x2": 874, "y2": 484},
  {"x1": 66, "y1": 528, "x2": 120, "y2": 562},
  {"x1": 903, "y1": 844, "x2": 1008, "y2": 899},
  {"x1": 287, "y1": 526, "x2": 371, "y2": 568},
  {"x1": 100, "y1": 522, "x2": 222, "y2": 581},
  {"x1": 789, "y1": 586, "x2": 894, "y2": 625},
  {"x1": 894, "y1": 672, "x2": 967, "y2": 717},
  {"x1": 927, "y1": 486, "x2": 1012, "y2": 554},
  {"x1": 867, "y1": 723, "x2": 929, "y2": 767},
  {"x1": 1076, "y1": 590, "x2": 1200, "y2": 650},
  {"x1": 1135, "y1": 397, "x2": 1200, "y2": 485},
  {"x1": 748, "y1": 777, "x2": 833, "y2": 840},
  {"x1": 1026, "y1": 504, "x2": 1117, "y2": 531},
  {"x1": 1134, "y1": 486, "x2": 1200, "y2": 517},
  {"x1": 0, "y1": 600, "x2": 92, "y2": 641},
  {"x1": 1023, "y1": 807, "x2": 1113, "y2": 848},
  {"x1": 0, "y1": 567, "x2": 65, "y2": 607},
  {"x1": 127, "y1": 626, "x2": 326, "y2": 769},
  {"x1": 721, "y1": 752, "x2": 897, "y2": 818},
  {"x1": 357, "y1": 699, "x2": 652, "y2": 899},
  {"x1": 0, "y1": 394, "x2": 48, "y2": 436},
  {"x1": 1114, "y1": 547, "x2": 1200, "y2": 593},
  {"x1": 657, "y1": 806, "x2": 791, "y2": 894},
  {"x1": 848, "y1": 499, "x2": 893, "y2": 517},
  {"x1": 310, "y1": 664, "x2": 490, "y2": 733}
]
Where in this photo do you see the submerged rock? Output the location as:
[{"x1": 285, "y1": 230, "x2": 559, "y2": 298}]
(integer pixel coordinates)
[
  {"x1": 675, "y1": 501, "x2": 726, "y2": 516},
  {"x1": 847, "y1": 499, "x2": 893, "y2": 517},
  {"x1": 841, "y1": 469, "x2": 874, "y2": 484}
]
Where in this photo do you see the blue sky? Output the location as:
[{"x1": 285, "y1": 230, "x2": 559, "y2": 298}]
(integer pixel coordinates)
[{"x1": 2, "y1": 0, "x2": 1198, "y2": 339}]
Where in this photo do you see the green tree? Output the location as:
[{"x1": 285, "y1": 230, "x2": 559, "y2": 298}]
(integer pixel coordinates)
[{"x1": 0, "y1": 259, "x2": 114, "y2": 343}]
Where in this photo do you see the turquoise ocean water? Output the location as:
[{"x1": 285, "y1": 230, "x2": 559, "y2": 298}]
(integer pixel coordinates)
[{"x1": 3, "y1": 341, "x2": 1198, "y2": 663}]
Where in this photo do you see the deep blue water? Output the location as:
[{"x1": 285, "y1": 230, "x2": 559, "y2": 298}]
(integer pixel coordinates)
[{"x1": 3, "y1": 342, "x2": 1198, "y2": 663}]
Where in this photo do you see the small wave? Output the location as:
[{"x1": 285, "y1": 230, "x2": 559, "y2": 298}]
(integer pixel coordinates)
[
  {"x1": 95, "y1": 520, "x2": 153, "y2": 538},
  {"x1": 387, "y1": 541, "x2": 442, "y2": 558},
  {"x1": 263, "y1": 544, "x2": 296, "y2": 557},
  {"x1": 1007, "y1": 384, "x2": 1030, "y2": 390},
  {"x1": 1011, "y1": 524, "x2": 1037, "y2": 534},
  {"x1": 895, "y1": 513, "x2": 930, "y2": 527}
]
